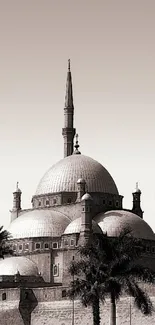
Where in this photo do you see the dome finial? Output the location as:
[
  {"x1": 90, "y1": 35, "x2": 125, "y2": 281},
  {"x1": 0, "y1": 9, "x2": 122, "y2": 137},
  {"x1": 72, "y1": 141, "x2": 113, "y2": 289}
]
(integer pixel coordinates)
[
  {"x1": 135, "y1": 182, "x2": 141, "y2": 193},
  {"x1": 68, "y1": 59, "x2": 70, "y2": 71},
  {"x1": 15, "y1": 181, "x2": 21, "y2": 193},
  {"x1": 73, "y1": 133, "x2": 81, "y2": 155},
  {"x1": 16, "y1": 181, "x2": 19, "y2": 191}
]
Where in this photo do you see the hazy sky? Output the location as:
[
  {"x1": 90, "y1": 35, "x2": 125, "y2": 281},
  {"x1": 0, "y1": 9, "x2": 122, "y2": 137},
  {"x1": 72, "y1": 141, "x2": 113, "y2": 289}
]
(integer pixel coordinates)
[{"x1": 0, "y1": 0, "x2": 155, "y2": 231}]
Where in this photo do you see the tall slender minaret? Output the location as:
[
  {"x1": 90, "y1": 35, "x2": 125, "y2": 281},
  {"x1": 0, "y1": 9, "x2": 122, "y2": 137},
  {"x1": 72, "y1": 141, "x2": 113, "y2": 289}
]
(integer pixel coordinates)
[{"x1": 62, "y1": 59, "x2": 76, "y2": 157}]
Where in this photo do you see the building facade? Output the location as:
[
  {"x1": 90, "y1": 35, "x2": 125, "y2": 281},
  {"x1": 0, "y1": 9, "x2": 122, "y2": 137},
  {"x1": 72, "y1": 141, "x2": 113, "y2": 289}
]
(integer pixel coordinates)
[{"x1": 0, "y1": 61, "x2": 155, "y2": 324}]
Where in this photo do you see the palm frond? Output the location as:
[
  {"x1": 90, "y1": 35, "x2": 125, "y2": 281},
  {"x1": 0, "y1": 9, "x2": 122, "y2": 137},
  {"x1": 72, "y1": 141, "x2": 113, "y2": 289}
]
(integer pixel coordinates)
[{"x1": 126, "y1": 280, "x2": 153, "y2": 315}]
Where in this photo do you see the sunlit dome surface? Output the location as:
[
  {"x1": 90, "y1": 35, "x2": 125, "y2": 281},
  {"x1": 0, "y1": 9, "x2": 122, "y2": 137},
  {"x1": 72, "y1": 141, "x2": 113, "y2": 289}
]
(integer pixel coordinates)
[
  {"x1": 64, "y1": 217, "x2": 103, "y2": 235},
  {"x1": 94, "y1": 210, "x2": 155, "y2": 240},
  {"x1": 0, "y1": 256, "x2": 39, "y2": 276},
  {"x1": 35, "y1": 154, "x2": 118, "y2": 196},
  {"x1": 8, "y1": 209, "x2": 71, "y2": 239}
]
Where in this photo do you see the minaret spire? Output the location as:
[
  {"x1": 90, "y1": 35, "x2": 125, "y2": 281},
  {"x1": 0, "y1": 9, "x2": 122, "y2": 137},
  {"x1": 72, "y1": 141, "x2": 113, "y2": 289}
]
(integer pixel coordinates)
[
  {"x1": 68, "y1": 58, "x2": 70, "y2": 71},
  {"x1": 62, "y1": 60, "x2": 76, "y2": 157}
]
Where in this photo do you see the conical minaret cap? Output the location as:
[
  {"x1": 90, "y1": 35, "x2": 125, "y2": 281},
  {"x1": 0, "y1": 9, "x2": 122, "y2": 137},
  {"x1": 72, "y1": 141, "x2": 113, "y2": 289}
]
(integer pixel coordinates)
[{"x1": 65, "y1": 59, "x2": 74, "y2": 108}]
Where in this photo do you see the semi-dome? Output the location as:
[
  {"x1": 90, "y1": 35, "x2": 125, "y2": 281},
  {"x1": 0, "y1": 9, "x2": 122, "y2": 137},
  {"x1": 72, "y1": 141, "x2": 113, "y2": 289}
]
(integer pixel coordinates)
[
  {"x1": 0, "y1": 256, "x2": 39, "y2": 276},
  {"x1": 94, "y1": 210, "x2": 155, "y2": 240},
  {"x1": 64, "y1": 217, "x2": 103, "y2": 235},
  {"x1": 81, "y1": 193, "x2": 93, "y2": 201},
  {"x1": 35, "y1": 154, "x2": 118, "y2": 196},
  {"x1": 8, "y1": 209, "x2": 71, "y2": 239}
]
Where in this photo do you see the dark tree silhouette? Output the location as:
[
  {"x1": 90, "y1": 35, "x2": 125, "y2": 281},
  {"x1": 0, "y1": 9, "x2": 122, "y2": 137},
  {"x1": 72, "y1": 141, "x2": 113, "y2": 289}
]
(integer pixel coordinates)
[
  {"x1": 68, "y1": 230, "x2": 155, "y2": 325},
  {"x1": 0, "y1": 226, "x2": 12, "y2": 259}
]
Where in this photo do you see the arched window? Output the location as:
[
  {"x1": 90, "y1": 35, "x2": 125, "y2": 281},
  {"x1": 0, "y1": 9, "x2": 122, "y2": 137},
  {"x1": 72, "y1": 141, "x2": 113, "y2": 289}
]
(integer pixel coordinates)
[
  {"x1": 13, "y1": 244, "x2": 17, "y2": 251},
  {"x1": 2, "y1": 293, "x2": 6, "y2": 301},
  {"x1": 44, "y1": 243, "x2": 49, "y2": 249},
  {"x1": 62, "y1": 290, "x2": 67, "y2": 298},
  {"x1": 18, "y1": 244, "x2": 23, "y2": 251},
  {"x1": 52, "y1": 242, "x2": 58, "y2": 249},
  {"x1": 35, "y1": 243, "x2": 41, "y2": 249},
  {"x1": 115, "y1": 201, "x2": 119, "y2": 207},
  {"x1": 53, "y1": 264, "x2": 59, "y2": 276},
  {"x1": 70, "y1": 239, "x2": 74, "y2": 246}
]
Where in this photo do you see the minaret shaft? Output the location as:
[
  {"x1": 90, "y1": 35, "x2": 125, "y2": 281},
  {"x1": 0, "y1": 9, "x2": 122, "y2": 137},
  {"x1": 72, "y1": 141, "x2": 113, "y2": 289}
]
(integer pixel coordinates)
[{"x1": 62, "y1": 60, "x2": 75, "y2": 158}]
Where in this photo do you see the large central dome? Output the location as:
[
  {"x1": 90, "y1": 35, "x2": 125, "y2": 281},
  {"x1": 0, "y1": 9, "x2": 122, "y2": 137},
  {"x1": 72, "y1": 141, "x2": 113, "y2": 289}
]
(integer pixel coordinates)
[{"x1": 35, "y1": 154, "x2": 118, "y2": 195}]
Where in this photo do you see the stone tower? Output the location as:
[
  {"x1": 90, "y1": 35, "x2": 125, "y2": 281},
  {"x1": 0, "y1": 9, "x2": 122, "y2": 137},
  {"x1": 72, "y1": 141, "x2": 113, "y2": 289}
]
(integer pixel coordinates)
[
  {"x1": 79, "y1": 193, "x2": 93, "y2": 245},
  {"x1": 132, "y1": 182, "x2": 143, "y2": 219},
  {"x1": 62, "y1": 59, "x2": 76, "y2": 158},
  {"x1": 11, "y1": 182, "x2": 22, "y2": 222}
]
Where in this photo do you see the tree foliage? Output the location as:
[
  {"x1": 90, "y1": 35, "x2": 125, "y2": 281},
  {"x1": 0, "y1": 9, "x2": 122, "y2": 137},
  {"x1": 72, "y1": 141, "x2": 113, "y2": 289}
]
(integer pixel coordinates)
[
  {"x1": 0, "y1": 226, "x2": 12, "y2": 259},
  {"x1": 68, "y1": 229, "x2": 155, "y2": 325}
]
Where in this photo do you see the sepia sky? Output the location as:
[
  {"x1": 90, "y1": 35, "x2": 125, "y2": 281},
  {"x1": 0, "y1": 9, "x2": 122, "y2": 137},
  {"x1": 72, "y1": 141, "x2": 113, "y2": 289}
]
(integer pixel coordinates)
[{"x1": 0, "y1": 0, "x2": 155, "y2": 230}]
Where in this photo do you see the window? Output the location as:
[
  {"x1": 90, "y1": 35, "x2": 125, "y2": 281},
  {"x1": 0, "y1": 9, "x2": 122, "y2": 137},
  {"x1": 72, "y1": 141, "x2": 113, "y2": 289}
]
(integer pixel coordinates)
[
  {"x1": 52, "y1": 242, "x2": 58, "y2": 249},
  {"x1": 13, "y1": 244, "x2": 17, "y2": 251},
  {"x1": 146, "y1": 246, "x2": 150, "y2": 253},
  {"x1": 25, "y1": 243, "x2": 29, "y2": 250},
  {"x1": 67, "y1": 198, "x2": 71, "y2": 204},
  {"x1": 24, "y1": 291, "x2": 29, "y2": 299},
  {"x1": 115, "y1": 201, "x2": 119, "y2": 207},
  {"x1": 102, "y1": 199, "x2": 105, "y2": 205},
  {"x1": 109, "y1": 201, "x2": 112, "y2": 206},
  {"x1": 44, "y1": 243, "x2": 49, "y2": 249},
  {"x1": 35, "y1": 243, "x2": 41, "y2": 249},
  {"x1": 18, "y1": 244, "x2": 23, "y2": 251},
  {"x1": 64, "y1": 240, "x2": 68, "y2": 246},
  {"x1": 46, "y1": 200, "x2": 49, "y2": 206},
  {"x1": 53, "y1": 264, "x2": 59, "y2": 276},
  {"x1": 2, "y1": 293, "x2": 6, "y2": 301},
  {"x1": 70, "y1": 239, "x2": 74, "y2": 246},
  {"x1": 53, "y1": 198, "x2": 56, "y2": 204},
  {"x1": 152, "y1": 247, "x2": 155, "y2": 253},
  {"x1": 38, "y1": 201, "x2": 41, "y2": 207},
  {"x1": 62, "y1": 290, "x2": 67, "y2": 298}
]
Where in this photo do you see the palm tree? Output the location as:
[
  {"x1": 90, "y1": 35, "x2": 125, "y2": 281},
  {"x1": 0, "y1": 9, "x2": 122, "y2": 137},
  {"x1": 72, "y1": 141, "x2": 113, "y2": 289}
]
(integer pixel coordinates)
[
  {"x1": 68, "y1": 230, "x2": 155, "y2": 325},
  {"x1": 0, "y1": 226, "x2": 12, "y2": 259}
]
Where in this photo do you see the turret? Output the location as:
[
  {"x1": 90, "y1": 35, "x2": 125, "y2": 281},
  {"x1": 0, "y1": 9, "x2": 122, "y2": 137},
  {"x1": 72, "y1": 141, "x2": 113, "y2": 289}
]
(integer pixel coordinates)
[
  {"x1": 62, "y1": 59, "x2": 76, "y2": 157},
  {"x1": 132, "y1": 182, "x2": 143, "y2": 218},
  {"x1": 11, "y1": 182, "x2": 22, "y2": 222},
  {"x1": 79, "y1": 193, "x2": 93, "y2": 245},
  {"x1": 76, "y1": 177, "x2": 86, "y2": 202}
]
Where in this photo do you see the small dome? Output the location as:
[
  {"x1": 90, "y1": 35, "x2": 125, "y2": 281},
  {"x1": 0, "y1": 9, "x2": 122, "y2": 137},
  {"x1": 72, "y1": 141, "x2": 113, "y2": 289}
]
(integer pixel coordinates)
[
  {"x1": 8, "y1": 209, "x2": 71, "y2": 239},
  {"x1": 81, "y1": 193, "x2": 93, "y2": 201},
  {"x1": 0, "y1": 256, "x2": 39, "y2": 276},
  {"x1": 35, "y1": 154, "x2": 118, "y2": 196},
  {"x1": 77, "y1": 178, "x2": 86, "y2": 184},
  {"x1": 133, "y1": 188, "x2": 141, "y2": 194},
  {"x1": 94, "y1": 210, "x2": 155, "y2": 240},
  {"x1": 64, "y1": 217, "x2": 102, "y2": 235}
]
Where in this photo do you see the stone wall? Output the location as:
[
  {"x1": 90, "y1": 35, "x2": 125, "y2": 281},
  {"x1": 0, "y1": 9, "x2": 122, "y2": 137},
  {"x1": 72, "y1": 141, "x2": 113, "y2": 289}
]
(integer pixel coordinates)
[
  {"x1": 0, "y1": 285, "x2": 155, "y2": 325},
  {"x1": 31, "y1": 298, "x2": 155, "y2": 325}
]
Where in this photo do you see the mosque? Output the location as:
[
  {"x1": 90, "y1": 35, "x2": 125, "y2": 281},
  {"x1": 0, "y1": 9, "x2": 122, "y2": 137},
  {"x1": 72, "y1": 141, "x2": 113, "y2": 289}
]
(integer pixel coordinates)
[{"x1": 0, "y1": 61, "x2": 155, "y2": 325}]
